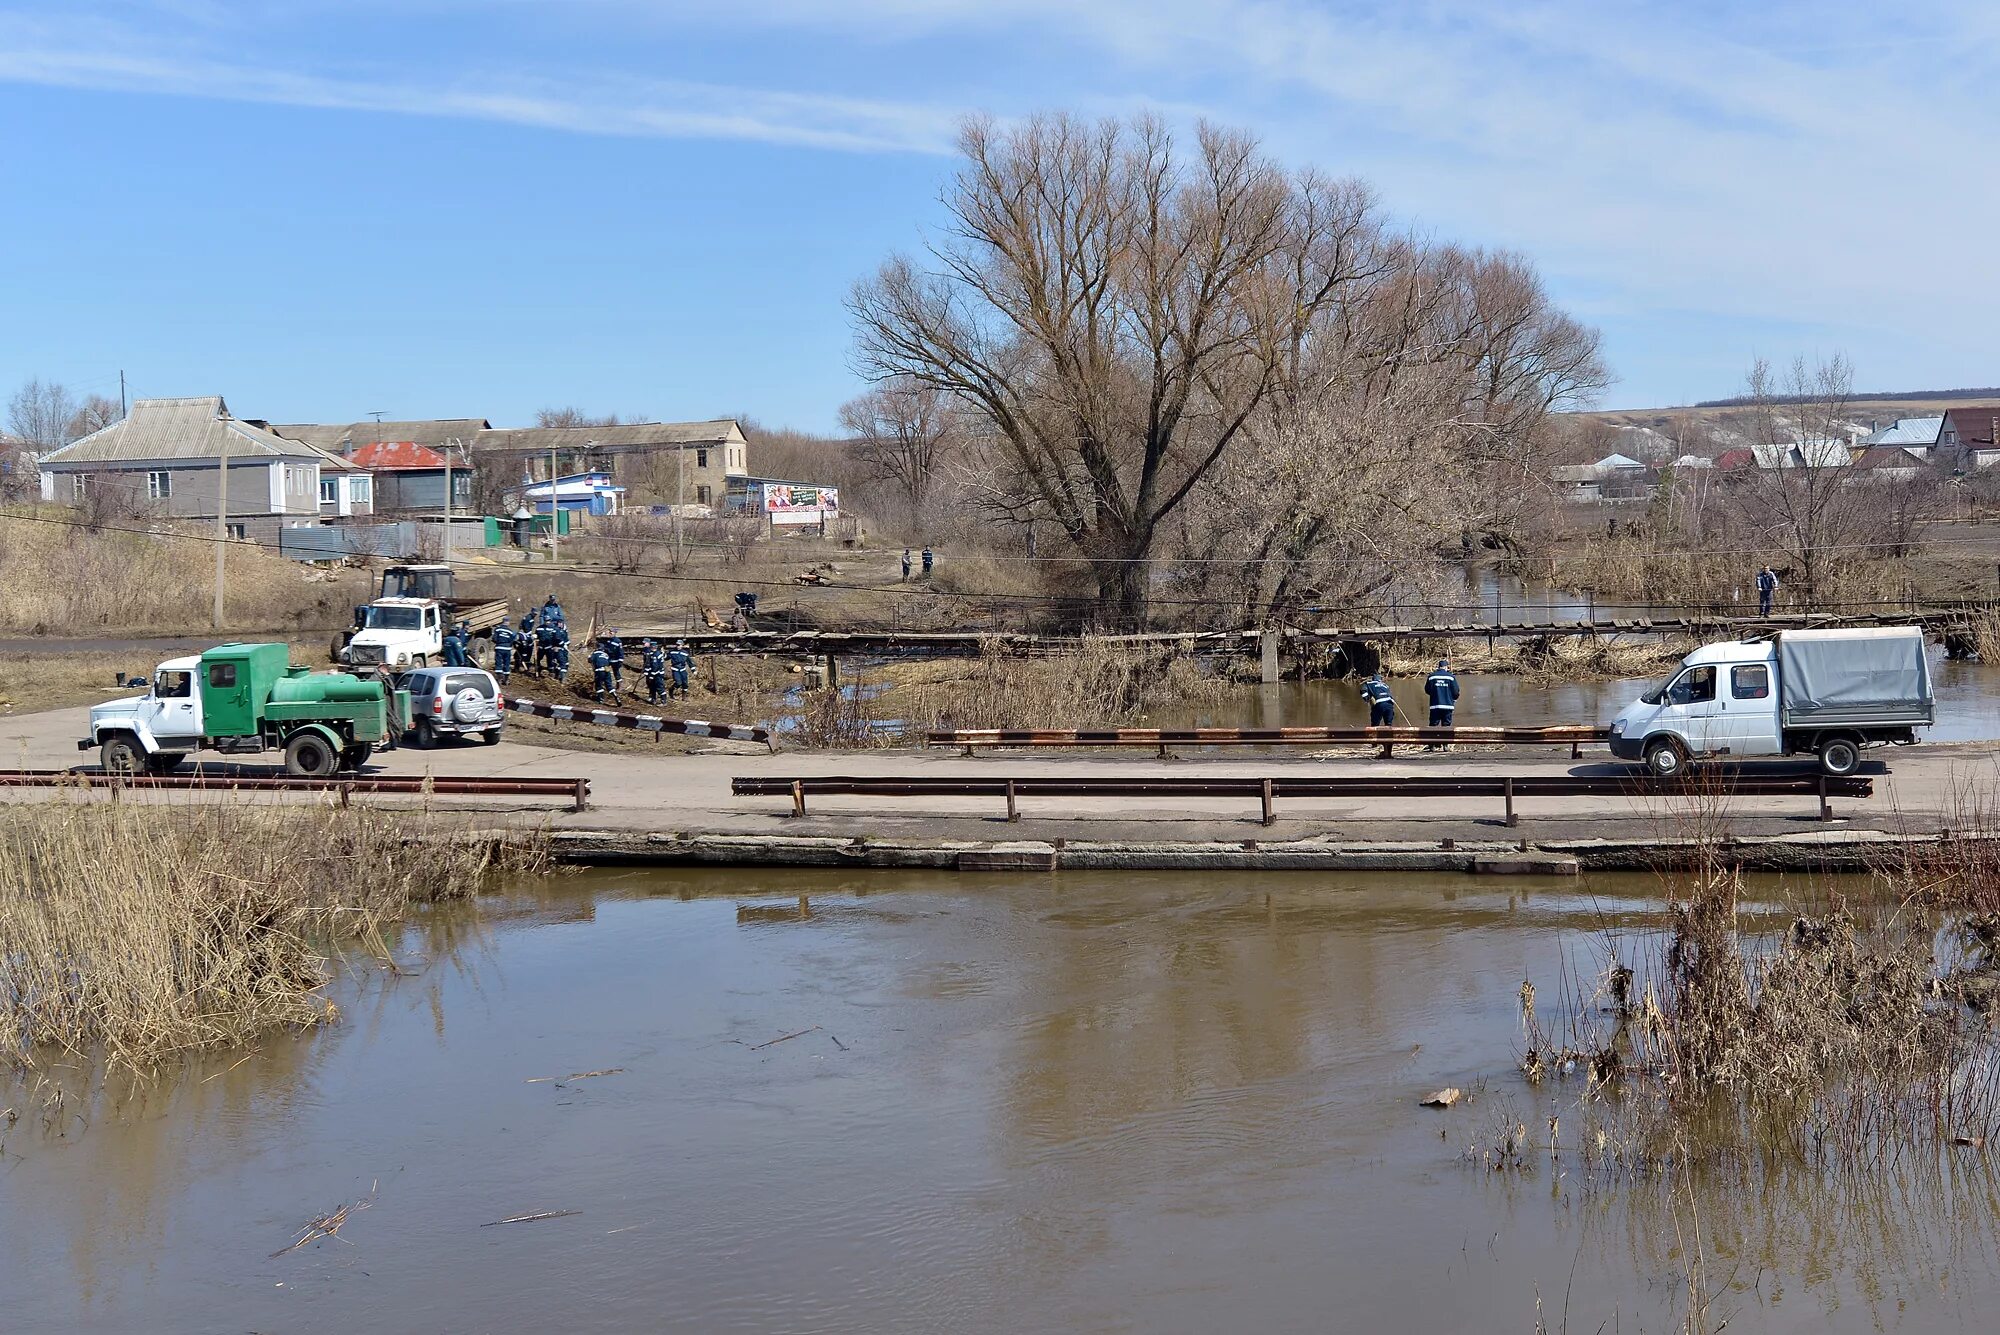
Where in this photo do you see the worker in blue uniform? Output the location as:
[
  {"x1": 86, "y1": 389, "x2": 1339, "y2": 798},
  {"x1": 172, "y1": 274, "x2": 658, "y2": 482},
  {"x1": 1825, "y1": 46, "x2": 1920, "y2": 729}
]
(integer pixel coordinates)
[
  {"x1": 491, "y1": 622, "x2": 518, "y2": 683},
  {"x1": 1360, "y1": 672, "x2": 1395, "y2": 728},
  {"x1": 1756, "y1": 565, "x2": 1779, "y2": 617},
  {"x1": 604, "y1": 632, "x2": 626, "y2": 685},
  {"x1": 1424, "y1": 658, "x2": 1460, "y2": 751},
  {"x1": 441, "y1": 624, "x2": 469, "y2": 667},
  {"x1": 643, "y1": 639, "x2": 669, "y2": 705},
  {"x1": 667, "y1": 640, "x2": 695, "y2": 700},
  {"x1": 588, "y1": 645, "x2": 620, "y2": 703},
  {"x1": 543, "y1": 594, "x2": 564, "y2": 626},
  {"x1": 553, "y1": 623, "x2": 572, "y2": 679},
  {"x1": 537, "y1": 618, "x2": 559, "y2": 674}
]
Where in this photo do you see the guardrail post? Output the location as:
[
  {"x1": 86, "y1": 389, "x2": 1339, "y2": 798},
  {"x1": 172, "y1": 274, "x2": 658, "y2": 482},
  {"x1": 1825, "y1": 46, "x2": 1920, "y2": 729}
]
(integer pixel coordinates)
[
  {"x1": 339, "y1": 783, "x2": 351, "y2": 809},
  {"x1": 1818, "y1": 774, "x2": 1831, "y2": 822},
  {"x1": 791, "y1": 779, "x2": 806, "y2": 818},
  {"x1": 1005, "y1": 779, "x2": 1019, "y2": 823},
  {"x1": 1261, "y1": 777, "x2": 1275, "y2": 826},
  {"x1": 1571, "y1": 739, "x2": 1582, "y2": 760},
  {"x1": 1504, "y1": 776, "x2": 1517, "y2": 828},
  {"x1": 573, "y1": 778, "x2": 588, "y2": 813}
]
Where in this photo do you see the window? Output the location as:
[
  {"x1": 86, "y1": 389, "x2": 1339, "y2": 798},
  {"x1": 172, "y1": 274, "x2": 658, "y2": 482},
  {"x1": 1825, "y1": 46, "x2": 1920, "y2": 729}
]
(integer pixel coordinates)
[
  {"x1": 147, "y1": 470, "x2": 171, "y2": 500},
  {"x1": 320, "y1": 478, "x2": 338, "y2": 503},
  {"x1": 365, "y1": 606, "x2": 424, "y2": 630},
  {"x1": 225, "y1": 523, "x2": 246, "y2": 539},
  {"x1": 207, "y1": 663, "x2": 237, "y2": 688},
  {"x1": 696, "y1": 449, "x2": 709, "y2": 468},
  {"x1": 155, "y1": 670, "x2": 191, "y2": 699},
  {"x1": 443, "y1": 671, "x2": 495, "y2": 698},
  {"x1": 1667, "y1": 666, "x2": 1716, "y2": 705},
  {"x1": 1731, "y1": 665, "x2": 1770, "y2": 699},
  {"x1": 70, "y1": 474, "x2": 88, "y2": 500},
  {"x1": 352, "y1": 476, "x2": 372, "y2": 502},
  {"x1": 696, "y1": 484, "x2": 712, "y2": 504}
]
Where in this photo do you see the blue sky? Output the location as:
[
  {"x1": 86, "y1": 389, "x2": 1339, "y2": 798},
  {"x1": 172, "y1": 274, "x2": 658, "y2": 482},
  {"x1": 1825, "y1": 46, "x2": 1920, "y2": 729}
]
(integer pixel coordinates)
[{"x1": 1, "y1": 1, "x2": 1996, "y2": 432}]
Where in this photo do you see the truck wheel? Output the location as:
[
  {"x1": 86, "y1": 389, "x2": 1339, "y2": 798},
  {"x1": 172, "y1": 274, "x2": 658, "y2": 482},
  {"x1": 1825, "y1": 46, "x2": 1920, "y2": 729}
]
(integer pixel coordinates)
[
  {"x1": 339, "y1": 743, "x2": 374, "y2": 771},
  {"x1": 284, "y1": 732, "x2": 340, "y2": 778},
  {"x1": 1818, "y1": 737, "x2": 1861, "y2": 777},
  {"x1": 1643, "y1": 737, "x2": 1688, "y2": 780},
  {"x1": 101, "y1": 734, "x2": 145, "y2": 775},
  {"x1": 145, "y1": 752, "x2": 186, "y2": 775}
]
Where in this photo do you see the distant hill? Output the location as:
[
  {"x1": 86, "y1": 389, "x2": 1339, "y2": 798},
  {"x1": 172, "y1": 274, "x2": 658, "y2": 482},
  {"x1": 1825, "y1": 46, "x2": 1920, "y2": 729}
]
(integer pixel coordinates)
[{"x1": 1691, "y1": 387, "x2": 2000, "y2": 409}]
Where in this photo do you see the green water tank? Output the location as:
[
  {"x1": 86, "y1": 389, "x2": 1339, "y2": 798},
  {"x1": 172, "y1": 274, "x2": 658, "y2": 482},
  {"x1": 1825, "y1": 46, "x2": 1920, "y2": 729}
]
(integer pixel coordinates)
[{"x1": 269, "y1": 672, "x2": 385, "y2": 705}]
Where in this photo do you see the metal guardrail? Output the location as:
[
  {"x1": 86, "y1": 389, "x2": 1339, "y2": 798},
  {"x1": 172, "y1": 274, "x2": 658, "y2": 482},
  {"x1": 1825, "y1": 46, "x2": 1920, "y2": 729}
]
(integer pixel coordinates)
[
  {"x1": 505, "y1": 696, "x2": 772, "y2": 746},
  {"x1": 927, "y1": 725, "x2": 1610, "y2": 757},
  {"x1": 733, "y1": 772, "x2": 1873, "y2": 826},
  {"x1": 0, "y1": 770, "x2": 592, "y2": 811}
]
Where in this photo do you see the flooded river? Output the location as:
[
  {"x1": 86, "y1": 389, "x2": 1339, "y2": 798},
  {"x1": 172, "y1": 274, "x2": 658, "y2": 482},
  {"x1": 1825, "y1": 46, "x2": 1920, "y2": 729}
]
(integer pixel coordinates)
[{"x1": 6, "y1": 868, "x2": 2000, "y2": 1332}]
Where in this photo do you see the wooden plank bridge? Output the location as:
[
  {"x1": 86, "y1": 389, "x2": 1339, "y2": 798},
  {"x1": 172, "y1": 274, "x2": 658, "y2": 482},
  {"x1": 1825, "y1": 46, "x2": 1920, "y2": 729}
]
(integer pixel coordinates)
[{"x1": 597, "y1": 607, "x2": 1989, "y2": 661}]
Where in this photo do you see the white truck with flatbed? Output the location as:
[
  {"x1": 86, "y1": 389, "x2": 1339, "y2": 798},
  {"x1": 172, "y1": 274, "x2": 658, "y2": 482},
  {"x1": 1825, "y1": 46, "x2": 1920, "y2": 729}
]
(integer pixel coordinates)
[
  {"x1": 1608, "y1": 626, "x2": 1933, "y2": 778},
  {"x1": 334, "y1": 564, "x2": 510, "y2": 673}
]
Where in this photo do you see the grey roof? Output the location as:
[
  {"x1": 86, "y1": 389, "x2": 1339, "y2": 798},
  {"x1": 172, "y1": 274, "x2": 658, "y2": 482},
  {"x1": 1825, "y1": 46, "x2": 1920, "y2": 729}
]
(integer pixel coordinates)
[
  {"x1": 1864, "y1": 416, "x2": 1945, "y2": 447},
  {"x1": 272, "y1": 418, "x2": 492, "y2": 451},
  {"x1": 39, "y1": 397, "x2": 335, "y2": 466},
  {"x1": 471, "y1": 419, "x2": 746, "y2": 454}
]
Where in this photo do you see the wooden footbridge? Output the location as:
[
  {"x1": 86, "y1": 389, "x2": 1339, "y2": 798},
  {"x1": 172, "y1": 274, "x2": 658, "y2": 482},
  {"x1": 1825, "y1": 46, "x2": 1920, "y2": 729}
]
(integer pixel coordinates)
[{"x1": 597, "y1": 606, "x2": 1988, "y2": 663}]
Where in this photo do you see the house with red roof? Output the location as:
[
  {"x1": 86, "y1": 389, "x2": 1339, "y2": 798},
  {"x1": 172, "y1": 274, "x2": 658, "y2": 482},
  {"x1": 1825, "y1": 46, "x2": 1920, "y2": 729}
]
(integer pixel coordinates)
[{"x1": 345, "y1": 440, "x2": 474, "y2": 514}]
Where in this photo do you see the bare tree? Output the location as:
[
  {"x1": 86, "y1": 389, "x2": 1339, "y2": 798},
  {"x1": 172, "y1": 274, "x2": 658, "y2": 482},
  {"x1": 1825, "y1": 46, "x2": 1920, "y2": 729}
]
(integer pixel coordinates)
[
  {"x1": 68, "y1": 394, "x2": 122, "y2": 439},
  {"x1": 837, "y1": 376, "x2": 961, "y2": 520},
  {"x1": 7, "y1": 378, "x2": 80, "y2": 451},
  {"x1": 852, "y1": 113, "x2": 1381, "y2": 625},
  {"x1": 1740, "y1": 355, "x2": 1863, "y2": 608},
  {"x1": 535, "y1": 407, "x2": 626, "y2": 429}
]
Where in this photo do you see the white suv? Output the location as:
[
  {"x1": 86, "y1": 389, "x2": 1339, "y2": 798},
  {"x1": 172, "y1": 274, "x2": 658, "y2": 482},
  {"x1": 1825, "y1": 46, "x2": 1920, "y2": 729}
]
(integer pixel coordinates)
[{"x1": 396, "y1": 667, "x2": 504, "y2": 748}]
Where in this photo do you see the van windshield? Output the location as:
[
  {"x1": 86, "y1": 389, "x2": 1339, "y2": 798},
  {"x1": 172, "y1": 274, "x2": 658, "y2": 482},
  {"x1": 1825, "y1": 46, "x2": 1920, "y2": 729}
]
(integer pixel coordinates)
[
  {"x1": 1640, "y1": 672, "x2": 1676, "y2": 705},
  {"x1": 365, "y1": 606, "x2": 423, "y2": 630}
]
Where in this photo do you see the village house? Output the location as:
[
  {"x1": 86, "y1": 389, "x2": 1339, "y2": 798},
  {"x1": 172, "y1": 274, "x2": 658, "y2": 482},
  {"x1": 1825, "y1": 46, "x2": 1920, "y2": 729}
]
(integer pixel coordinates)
[
  {"x1": 1939, "y1": 407, "x2": 2000, "y2": 469},
  {"x1": 471, "y1": 419, "x2": 750, "y2": 509},
  {"x1": 343, "y1": 440, "x2": 474, "y2": 514},
  {"x1": 36, "y1": 396, "x2": 371, "y2": 539}
]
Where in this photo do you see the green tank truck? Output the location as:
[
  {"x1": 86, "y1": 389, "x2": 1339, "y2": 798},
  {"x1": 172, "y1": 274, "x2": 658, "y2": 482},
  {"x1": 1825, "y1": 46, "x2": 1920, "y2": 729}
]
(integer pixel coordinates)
[{"x1": 80, "y1": 642, "x2": 413, "y2": 776}]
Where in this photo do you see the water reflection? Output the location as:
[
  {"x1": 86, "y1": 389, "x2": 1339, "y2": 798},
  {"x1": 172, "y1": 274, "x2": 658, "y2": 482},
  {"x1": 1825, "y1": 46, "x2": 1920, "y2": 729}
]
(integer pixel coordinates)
[{"x1": 2, "y1": 869, "x2": 1997, "y2": 1332}]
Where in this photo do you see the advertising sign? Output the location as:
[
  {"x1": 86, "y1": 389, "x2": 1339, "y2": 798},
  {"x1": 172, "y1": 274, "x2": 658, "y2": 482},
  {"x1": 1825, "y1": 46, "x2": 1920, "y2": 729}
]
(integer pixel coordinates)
[{"x1": 763, "y1": 483, "x2": 838, "y2": 525}]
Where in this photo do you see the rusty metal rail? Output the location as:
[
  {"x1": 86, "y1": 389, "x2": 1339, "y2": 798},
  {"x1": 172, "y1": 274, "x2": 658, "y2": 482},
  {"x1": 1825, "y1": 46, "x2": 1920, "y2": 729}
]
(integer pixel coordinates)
[
  {"x1": 0, "y1": 770, "x2": 592, "y2": 811},
  {"x1": 734, "y1": 772, "x2": 1872, "y2": 827},
  {"x1": 928, "y1": 725, "x2": 1609, "y2": 758}
]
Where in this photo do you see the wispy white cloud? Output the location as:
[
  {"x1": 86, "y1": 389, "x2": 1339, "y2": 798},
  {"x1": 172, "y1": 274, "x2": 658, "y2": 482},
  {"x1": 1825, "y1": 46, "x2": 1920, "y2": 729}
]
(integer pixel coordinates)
[{"x1": 0, "y1": 15, "x2": 957, "y2": 154}]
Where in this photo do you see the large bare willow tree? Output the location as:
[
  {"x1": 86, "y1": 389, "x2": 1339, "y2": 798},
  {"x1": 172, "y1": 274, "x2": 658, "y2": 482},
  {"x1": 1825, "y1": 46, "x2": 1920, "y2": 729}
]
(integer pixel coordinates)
[{"x1": 851, "y1": 113, "x2": 1381, "y2": 625}]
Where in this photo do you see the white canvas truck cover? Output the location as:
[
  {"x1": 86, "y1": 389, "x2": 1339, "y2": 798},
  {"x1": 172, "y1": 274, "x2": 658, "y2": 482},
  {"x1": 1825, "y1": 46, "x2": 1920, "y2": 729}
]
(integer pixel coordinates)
[{"x1": 1776, "y1": 627, "x2": 1934, "y2": 728}]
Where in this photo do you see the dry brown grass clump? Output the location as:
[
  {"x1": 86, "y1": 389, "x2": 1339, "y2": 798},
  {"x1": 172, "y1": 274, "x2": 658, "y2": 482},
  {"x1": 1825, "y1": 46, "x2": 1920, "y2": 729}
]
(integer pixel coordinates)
[
  {"x1": 0, "y1": 508, "x2": 360, "y2": 635},
  {"x1": 785, "y1": 637, "x2": 1231, "y2": 747},
  {"x1": 0, "y1": 797, "x2": 543, "y2": 1073}
]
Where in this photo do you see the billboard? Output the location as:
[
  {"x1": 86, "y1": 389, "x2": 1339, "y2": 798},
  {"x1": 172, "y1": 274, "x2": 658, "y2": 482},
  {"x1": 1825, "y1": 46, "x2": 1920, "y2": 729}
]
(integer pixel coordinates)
[{"x1": 763, "y1": 482, "x2": 838, "y2": 525}]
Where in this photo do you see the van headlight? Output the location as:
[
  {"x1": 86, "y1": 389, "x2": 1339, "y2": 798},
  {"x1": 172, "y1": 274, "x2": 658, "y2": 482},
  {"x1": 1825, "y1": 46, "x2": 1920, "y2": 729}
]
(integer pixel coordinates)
[{"x1": 1610, "y1": 720, "x2": 1625, "y2": 735}]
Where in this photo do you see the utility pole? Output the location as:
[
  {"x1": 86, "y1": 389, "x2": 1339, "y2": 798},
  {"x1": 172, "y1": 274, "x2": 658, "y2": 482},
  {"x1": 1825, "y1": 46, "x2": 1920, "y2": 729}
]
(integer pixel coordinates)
[
  {"x1": 442, "y1": 437, "x2": 455, "y2": 567},
  {"x1": 675, "y1": 443, "x2": 685, "y2": 568},
  {"x1": 548, "y1": 444, "x2": 558, "y2": 565},
  {"x1": 212, "y1": 438, "x2": 229, "y2": 628},
  {"x1": 118, "y1": 370, "x2": 126, "y2": 418}
]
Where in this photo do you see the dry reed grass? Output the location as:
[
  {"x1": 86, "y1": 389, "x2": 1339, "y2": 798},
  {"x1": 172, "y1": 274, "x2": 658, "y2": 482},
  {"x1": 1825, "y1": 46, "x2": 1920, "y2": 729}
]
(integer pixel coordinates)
[
  {"x1": 786, "y1": 637, "x2": 1232, "y2": 746},
  {"x1": 0, "y1": 796, "x2": 546, "y2": 1073},
  {"x1": 0, "y1": 509, "x2": 359, "y2": 635}
]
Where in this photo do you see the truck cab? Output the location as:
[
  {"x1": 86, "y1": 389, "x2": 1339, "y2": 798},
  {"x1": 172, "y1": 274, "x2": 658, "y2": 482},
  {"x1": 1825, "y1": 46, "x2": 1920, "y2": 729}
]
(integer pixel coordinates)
[
  {"x1": 1610, "y1": 628, "x2": 1932, "y2": 778},
  {"x1": 1610, "y1": 641, "x2": 1781, "y2": 777},
  {"x1": 342, "y1": 597, "x2": 446, "y2": 672},
  {"x1": 82, "y1": 642, "x2": 409, "y2": 776}
]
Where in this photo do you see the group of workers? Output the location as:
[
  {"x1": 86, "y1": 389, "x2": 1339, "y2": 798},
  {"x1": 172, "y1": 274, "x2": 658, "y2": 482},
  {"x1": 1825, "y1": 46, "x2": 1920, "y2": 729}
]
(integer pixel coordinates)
[
  {"x1": 466, "y1": 593, "x2": 700, "y2": 709},
  {"x1": 900, "y1": 547, "x2": 934, "y2": 581},
  {"x1": 1356, "y1": 658, "x2": 1461, "y2": 749}
]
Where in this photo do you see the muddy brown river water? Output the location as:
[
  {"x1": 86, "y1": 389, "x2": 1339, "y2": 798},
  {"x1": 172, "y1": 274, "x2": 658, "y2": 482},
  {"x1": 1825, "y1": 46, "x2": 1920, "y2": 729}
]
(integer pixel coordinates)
[{"x1": 5, "y1": 868, "x2": 1999, "y2": 1333}]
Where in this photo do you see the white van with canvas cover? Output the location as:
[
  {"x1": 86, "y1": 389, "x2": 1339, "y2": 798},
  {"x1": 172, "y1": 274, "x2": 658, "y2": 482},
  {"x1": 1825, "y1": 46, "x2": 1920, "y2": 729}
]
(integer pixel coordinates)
[{"x1": 1608, "y1": 627, "x2": 1933, "y2": 778}]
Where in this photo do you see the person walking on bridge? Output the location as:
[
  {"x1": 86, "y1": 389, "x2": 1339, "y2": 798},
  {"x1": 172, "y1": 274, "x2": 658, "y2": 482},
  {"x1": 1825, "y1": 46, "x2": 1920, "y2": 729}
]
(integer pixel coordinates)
[
  {"x1": 1424, "y1": 658, "x2": 1460, "y2": 751},
  {"x1": 1757, "y1": 565, "x2": 1779, "y2": 617},
  {"x1": 1360, "y1": 672, "x2": 1396, "y2": 728}
]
